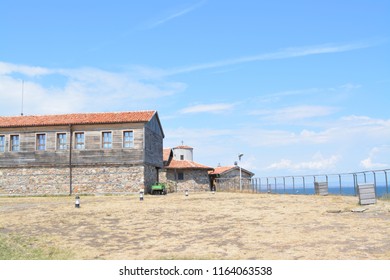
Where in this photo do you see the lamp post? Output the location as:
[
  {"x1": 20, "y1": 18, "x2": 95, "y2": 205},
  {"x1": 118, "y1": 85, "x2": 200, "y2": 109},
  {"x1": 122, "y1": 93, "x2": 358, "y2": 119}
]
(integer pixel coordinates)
[{"x1": 238, "y1": 153, "x2": 244, "y2": 191}]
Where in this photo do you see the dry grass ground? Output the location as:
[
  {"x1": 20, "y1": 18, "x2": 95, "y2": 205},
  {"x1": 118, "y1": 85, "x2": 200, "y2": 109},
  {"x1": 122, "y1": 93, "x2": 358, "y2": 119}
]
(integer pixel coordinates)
[{"x1": 1, "y1": 192, "x2": 389, "y2": 260}]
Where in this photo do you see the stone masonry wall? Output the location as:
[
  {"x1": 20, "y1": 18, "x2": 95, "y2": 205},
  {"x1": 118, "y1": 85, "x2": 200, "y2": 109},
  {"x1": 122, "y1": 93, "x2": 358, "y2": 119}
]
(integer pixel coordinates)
[
  {"x1": 0, "y1": 165, "x2": 150, "y2": 196},
  {"x1": 143, "y1": 164, "x2": 158, "y2": 193},
  {"x1": 160, "y1": 169, "x2": 210, "y2": 193}
]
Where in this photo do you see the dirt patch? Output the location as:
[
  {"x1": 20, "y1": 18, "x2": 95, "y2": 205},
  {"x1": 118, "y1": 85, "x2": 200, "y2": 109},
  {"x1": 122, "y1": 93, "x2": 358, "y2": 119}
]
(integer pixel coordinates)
[{"x1": 0, "y1": 192, "x2": 389, "y2": 259}]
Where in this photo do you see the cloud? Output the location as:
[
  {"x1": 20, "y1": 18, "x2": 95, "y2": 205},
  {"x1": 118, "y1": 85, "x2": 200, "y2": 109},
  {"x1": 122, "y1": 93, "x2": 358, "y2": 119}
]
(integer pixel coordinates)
[
  {"x1": 360, "y1": 146, "x2": 390, "y2": 169},
  {"x1": 266, "y1": 153, "x2": 341, "y2": 172},
  {"x1": 180, "y1": 103, "x2": 235, "y2": 114},
  {"x1": 0, "y1": 62, "x2": 52, "y2": 76},
  {"x1": 146, "y1": 1, "x2": 205, "y2": 29},
  {"x1": 254, "y1": 83, "x2": 362, "y2": 104},
  {"x1": 163, "y1": 41, "x2": 378, "y2": 76},
  {"x1": 0, "y1": 62, "x2": 186, "y2": 115},
  {"x1": 250, "y1": 105, "x2": 338, "y2": 122},
  {"x1": 238, "y1": 114, "x2": 390, "y2": 148}
]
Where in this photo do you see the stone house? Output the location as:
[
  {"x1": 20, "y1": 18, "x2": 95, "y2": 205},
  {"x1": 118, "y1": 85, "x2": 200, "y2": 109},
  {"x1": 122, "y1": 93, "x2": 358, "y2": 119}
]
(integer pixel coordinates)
[
  {"x1": 160, "y1": 145, "x2": 213, "y2": 192},
  {"x1": 0, "y1": 111, "x2": 164, "y2": 196},
  {"x1": 209, "y1": 165, "x2": 255, "y2": 191}
]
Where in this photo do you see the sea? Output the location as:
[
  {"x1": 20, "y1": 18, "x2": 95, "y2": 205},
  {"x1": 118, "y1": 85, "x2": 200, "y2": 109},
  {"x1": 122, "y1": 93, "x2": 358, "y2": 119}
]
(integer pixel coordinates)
[{"x1": 256, "y1": 185, "x2": 390, "y2": 198}]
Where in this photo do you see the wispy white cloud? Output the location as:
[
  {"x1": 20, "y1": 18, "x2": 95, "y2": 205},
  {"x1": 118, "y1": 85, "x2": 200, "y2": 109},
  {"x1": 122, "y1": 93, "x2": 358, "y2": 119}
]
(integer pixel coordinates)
[
  {"x1": 163, "y1": 41, "x2": 378, "y2": 76},
  {"x1": 250, "y1": 105, "x2": 338, "y2": 122},
  {"x1": 180, "y1": 103, "x2": 235, "y2": 114},
  {"x1": 146, "y1": 1, "x2": 205, "y2": 29},
  {"x1": 0, "y1": 62, "x2": 186, "y2": 116},
  {"x1": 0, "y1": 62, "x2": 52, "y2": 76},
  {"x1": 266, "y1": 153, "x2": 341, "y2": 172},
  {"x1": 360, "y1": 146, "x2": 390, "y2": 169},
  {"x1": 254, "y1": 83, "x2": 362, "y2": 103},
  {"x1": 237, "y1": 115, "x2": 390, "y2": 148}
]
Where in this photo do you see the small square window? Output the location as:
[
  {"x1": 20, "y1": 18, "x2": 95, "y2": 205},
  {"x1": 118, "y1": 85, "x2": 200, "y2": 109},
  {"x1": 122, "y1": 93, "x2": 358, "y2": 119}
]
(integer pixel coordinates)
[
  {"x1": 123, "y1": 131, "x2": 134, "y2": 148},
  {"x1": 178, "y1": 172, "x2": 184, "y2": 180},
  {"x1": 10, "y1": 135, "x2": 20, "y2": 152},
  {"x1": 36, "y1": 134, "x2": 46, "y2": 151},
  {"x1": 75, "y1": 132, "x2": 85, "y2": 150},
  {"x1": 57, "y1": 133, "x2": 67, "y2": 150},
  {"x1": 0, "y1": 135, "x2": 5, "y2": 152},
  {"x1": 102, "y1": 132, "x2": 112, "y2": 149}
]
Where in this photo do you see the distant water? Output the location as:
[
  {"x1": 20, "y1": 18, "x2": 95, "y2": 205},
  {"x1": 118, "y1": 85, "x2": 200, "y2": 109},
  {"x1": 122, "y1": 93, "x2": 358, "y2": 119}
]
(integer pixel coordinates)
[{"x1": 256, "y1": 185, "x2": 389, "y2": 198}]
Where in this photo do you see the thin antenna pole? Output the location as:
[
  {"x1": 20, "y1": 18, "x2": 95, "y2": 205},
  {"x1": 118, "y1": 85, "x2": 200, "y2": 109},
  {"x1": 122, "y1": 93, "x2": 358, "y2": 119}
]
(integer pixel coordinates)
[{"x1": 21, "y1": 80, "x2": 24, "y2": 116}]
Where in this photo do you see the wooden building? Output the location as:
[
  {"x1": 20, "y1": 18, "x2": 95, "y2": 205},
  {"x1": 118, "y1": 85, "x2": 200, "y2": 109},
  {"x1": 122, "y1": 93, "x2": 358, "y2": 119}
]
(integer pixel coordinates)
[{"x1": 0, "y1": 111, "x2": 164, "y2": 195}]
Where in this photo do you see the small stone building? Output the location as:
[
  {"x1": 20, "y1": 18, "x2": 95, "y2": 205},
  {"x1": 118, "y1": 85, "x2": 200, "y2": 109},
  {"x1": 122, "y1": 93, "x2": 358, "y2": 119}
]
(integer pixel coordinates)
[
  {"x1": 209, "y1": 165, "x2": 255, "y2": 191},
  {"x1": 0, "y1": 111, "x2": 164, "y2": 196},
  {"x1": 160, "y1": 145, "x2": 213, "y2": 192}
]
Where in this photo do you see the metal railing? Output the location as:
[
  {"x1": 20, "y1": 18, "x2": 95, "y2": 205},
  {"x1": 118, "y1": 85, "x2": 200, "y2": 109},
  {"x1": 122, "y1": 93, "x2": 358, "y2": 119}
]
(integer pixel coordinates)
[{"x1": 216, "y1": 169, "x2": 390, "y2": 198}]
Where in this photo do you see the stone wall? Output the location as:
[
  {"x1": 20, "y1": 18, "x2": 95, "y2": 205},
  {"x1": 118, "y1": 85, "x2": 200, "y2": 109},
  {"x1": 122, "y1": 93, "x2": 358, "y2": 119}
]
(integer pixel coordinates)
[
  {"x1": 160, "y1": 169, "x2": 210, "y2": 193},
  {"x1": 0, "y1": 164, "x2": 152, "y2": 196},
  {"x1": 143, "y1": 164, "x2": 159, "y2": 193}
]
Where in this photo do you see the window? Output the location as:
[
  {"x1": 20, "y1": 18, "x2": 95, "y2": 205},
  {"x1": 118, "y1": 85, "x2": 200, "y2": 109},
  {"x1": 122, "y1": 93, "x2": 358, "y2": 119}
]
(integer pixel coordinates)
[
  {"x1": 102, "y1": 132, "x2": 112, "y2": 149},
  {"x1": 0, "y1": 135, "x2": 5, "y2": 152},
  {"x1": 180, "y1": 155, "x2": 184, "y2": 160},
  {"x1": 57, "y1": 133, "x2": 67, "y2": 150},
  {"x1": 36, "y1": 134, "x2": 46, "y2": 151},
  {"x1": 123, "y1": 131, "x2": 134, "y2": 148},
  {"x1": 178, "y1": 172, "x2": 184, "y2": 180},
  {"x1": 10, "y1": 135, "x2": 20, "y2": 152},
  {"x1": 75, "y1": 132, "x2": 85, "y2": 150}
]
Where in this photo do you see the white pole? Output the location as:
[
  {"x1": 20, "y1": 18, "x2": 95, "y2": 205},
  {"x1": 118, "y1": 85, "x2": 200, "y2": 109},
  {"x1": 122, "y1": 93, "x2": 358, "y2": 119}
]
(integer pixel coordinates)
[
  {"x1": 239, "y1": 165, "x2": 242, "y2": 191},
  {"x1": 238, "y1": 153, "x2": 243, "y2": 192}
]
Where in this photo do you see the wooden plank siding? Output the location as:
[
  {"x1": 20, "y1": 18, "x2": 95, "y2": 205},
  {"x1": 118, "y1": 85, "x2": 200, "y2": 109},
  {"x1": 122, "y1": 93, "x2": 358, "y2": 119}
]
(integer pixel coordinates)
[
  {"x1": 0, "y1": 122, "x2": 162, "y2": 168},
  {"x1": 358, "y1": 183, "x2": 376, "y2": 205},
  {"x1": 144, "y1": 114, "x2": 164, "y2": 167}
]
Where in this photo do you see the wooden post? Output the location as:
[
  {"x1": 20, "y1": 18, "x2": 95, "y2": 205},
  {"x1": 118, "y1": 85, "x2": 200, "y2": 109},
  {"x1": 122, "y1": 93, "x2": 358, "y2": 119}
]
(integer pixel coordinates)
[{"x1": 358, "y1": 183, "x2": 376, "y2": 205}]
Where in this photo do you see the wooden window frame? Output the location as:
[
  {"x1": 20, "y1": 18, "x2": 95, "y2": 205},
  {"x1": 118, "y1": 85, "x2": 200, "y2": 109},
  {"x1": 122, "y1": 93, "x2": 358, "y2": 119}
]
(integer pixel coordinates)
[
  {"x1": 123, "y1": 130, "x2": 134, "y2": 148},
  {"x1": 36, "y1": 133, "x2": 47, "y2": 151},
  {"x1": 10, "y1": 135, "x2": 20, "y2": 152},
  {"x1": 0, "y1": 135, "x2": 5, "y2": 152},
  {"x1": 102, "y1": 131, "x2": 113, "y2": 149},
  {"x1": 74, "y1": 132, "x2": 85, "y2": 150},
  {"x1": 56, "y1": 133, "x2": 67, "y2": 150}
]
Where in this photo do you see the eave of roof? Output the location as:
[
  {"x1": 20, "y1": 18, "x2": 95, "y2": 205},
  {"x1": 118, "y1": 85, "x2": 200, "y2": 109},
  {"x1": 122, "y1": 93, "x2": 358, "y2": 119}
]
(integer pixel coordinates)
[
  {"x1": 173, "y1": 145, "x2": 193, "y2": 149},
  {"x1": 209, "y1": 166, "x2": 236, "y2": 175},
  {"x1": 209, "y1": 165, "x2": 255, "y2": 176},
  {"x1": 163, "y1": 148, "x2": 173, "y2": 162},
  {"x1": 164, "y1": 159, "x2": 214, "y2": 170},
  {"x1": 0, "y1": 111, "x2": 156, "y2": 128}
]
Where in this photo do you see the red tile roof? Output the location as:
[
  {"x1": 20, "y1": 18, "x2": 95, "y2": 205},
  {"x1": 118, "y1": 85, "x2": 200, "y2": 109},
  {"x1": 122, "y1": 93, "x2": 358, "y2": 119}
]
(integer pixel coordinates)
[
  {"x1": 173, "y1": 145, "x2": 193, "y2": 149},
  {"x1": 0, "y1": 111, "x2": 156, "y2": 128},
  {"x1": 165, "y1": 159, "x2": 214, "y2": 170},
  {"x1": 209, "y1": 165, "x2": 255, "y2": 177},
  {"x1": 163, "y1": 148, "x2": 173, "y2": 162},
  {"x1": 209, "y1": 166, "x2": 237, "y2": 175}
]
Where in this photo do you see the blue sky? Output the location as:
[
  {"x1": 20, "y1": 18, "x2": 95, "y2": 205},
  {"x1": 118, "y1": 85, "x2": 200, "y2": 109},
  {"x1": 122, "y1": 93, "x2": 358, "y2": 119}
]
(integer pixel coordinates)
[{"x1": 1, "y1": 0, "x2": 389, "y2": 176}]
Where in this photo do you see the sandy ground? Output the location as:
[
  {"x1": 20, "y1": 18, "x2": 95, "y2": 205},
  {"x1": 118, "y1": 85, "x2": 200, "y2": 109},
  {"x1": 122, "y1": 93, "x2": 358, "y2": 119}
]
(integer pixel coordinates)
[{"x1": 0, "y1": 192, "x2": 389, "y2": 260}]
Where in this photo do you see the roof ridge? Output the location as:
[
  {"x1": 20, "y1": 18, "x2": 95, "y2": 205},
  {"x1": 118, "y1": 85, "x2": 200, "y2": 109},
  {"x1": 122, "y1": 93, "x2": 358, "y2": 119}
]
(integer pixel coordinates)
[
  {"x1": 0, "y1": 110, "x2": 157, "y2": 128},
  {"x1": 2, "y1": 110, "x2": 156, "y2": 118}
]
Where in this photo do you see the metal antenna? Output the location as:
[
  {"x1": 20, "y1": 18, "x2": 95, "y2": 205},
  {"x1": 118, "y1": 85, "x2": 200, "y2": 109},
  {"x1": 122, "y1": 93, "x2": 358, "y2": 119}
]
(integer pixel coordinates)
[{"x1": 21, "y1": 80, "x2": 24, "y2": 116}]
